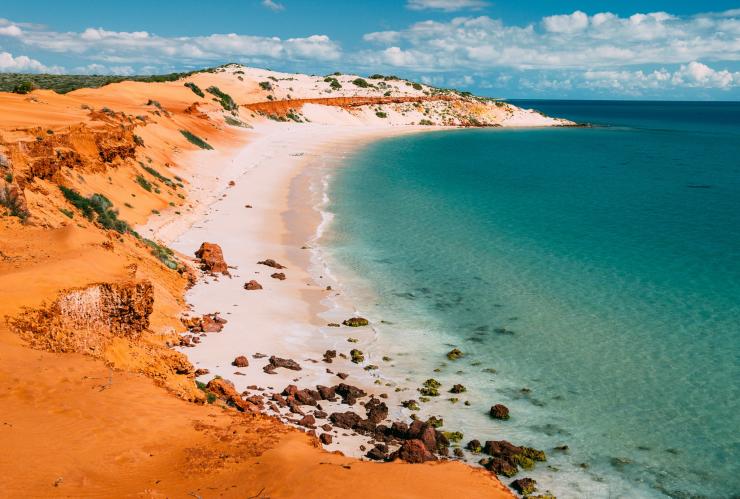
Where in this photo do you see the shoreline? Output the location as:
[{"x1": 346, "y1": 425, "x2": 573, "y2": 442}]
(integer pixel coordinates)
[{"x1": 157, "y1": 122, "x2": 439, "y2": 456}]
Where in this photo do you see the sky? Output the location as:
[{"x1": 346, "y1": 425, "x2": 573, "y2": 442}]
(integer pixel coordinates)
[{"x1": 1, "y1": 0, "x2": 739, "y2": 99}]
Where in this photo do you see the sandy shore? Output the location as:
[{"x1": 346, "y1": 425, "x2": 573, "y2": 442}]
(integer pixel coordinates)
[{"x1": 139, "y1": 122, "x2": 435, "y2": 455}]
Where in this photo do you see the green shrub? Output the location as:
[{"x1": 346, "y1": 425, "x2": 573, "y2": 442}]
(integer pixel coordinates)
[
  {"x1": 259, "y1": 81, "x2": 273, "y2": 91},
  {"x1": 179, "y1": 130, "x2": 213, "y2": 150},
  {"x1": 59, "y1": 208, "x2": 74, "y2": 219},
  {"x1": 206, "y1": 86, "x2": 238, "y2": 113},
  {"x1": 184, "y1": 82, "x2": 204, "y2": 97},
  {"x1": 419, "y1": 119, "x2": 434, "y2": 126},
  {"x1": 224, "y1": 115, "x2": 251, "y2": 128},
  {"x1": 368, "y1": 74, "x2": 384, "y2": 79},
  {"x1": 12, "y1": 81, "x2": 34, "y2": 94},
  {"x1": 375, "y1": 111, "x2": 388, "y2": 118},
  {"x1": 133, "y1": 134, "x2": 145, "y2": 147},
  {"x1": 135, "y1": 175, "x2": 153, "y2": 192},
  {"x1": 352, "y1": 78, "x2": 369, "y2": 88},
  {"x1": 141, "y1": 163, "x2": 176, "y2": 189},
  {"x1": 412, "y1": 82, "x2": 423, "y2": 90},
  {"x1": 144, "y1": 239, "x2": 179, "y2": 270},
  {"x1": 58, "y1": 187, "x2": 134, "y2": 234}
]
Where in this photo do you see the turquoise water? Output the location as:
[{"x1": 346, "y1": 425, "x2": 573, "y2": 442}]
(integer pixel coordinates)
[{"x1": 324, "y1": 101, "x2": 740, "y2": 498}]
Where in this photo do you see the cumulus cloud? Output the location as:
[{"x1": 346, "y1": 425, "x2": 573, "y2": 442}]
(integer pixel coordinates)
[
  {"x1": 0, "y1": 21, "x2": 340, "y2": 66},
  {"x1": 406, "y1": 0, "x2": 489, "y2": 11},
  {"x1": 358, "y1": 10, "x2": 740, "y2": 71},
  {"x1": 0, "y1": 51, "x2": 60, "y2": 73},
  {"x1": 261, "y1": 0, "x2": 285, "y2": 12}
]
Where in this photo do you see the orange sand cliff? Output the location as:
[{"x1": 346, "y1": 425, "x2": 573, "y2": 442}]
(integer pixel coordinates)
[{"x1": 0, "y1": 65, "x2": 515, "y2": 497}]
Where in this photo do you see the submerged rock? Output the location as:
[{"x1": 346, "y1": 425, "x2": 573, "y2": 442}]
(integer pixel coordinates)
[
  {"x1": 450, "y1": 384, "x2": 466, "y2": 394},
  {"x1": 490, "y1": 404, "x2": 510, "y2": 420},
  {"x1": 350, "y1": 349, "x2": 365, "y2": 364},
  {"x1": 510, "y1": 478, "x2": 537, "y2": 495},
  {"x1": 446, "y1": 348, "x2": 464, "y2": 360},
  {"x1": 343, "y1": 317, "x2": 369, "y2": 327}
]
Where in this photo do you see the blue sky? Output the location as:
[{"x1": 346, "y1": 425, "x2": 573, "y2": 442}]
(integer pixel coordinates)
[{"x1": 1, "y1": 0, "x2": 739, "y2": 99}]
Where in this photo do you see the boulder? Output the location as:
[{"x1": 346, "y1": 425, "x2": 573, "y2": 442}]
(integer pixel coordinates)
[
  {"x1": 271, "y1": 272, "x2": 286, "y2": 280},
  {"x1": 336, "y1": 372, "x2": 349, "y2": 380},
  {"x1": 490, "y1": 404, "x2": 510, "y2": 420},
  {"x1": 257, "y1": 258, "x2": 286, "y2": 269},
  {"x1": 446, "y1": 348, "x2": 464, "y2": 360},
  {"x1": 343, "y1": 317, "x2": 369, "y2": 327},
  {"x1": 244, "y1": 280, "x2": 263, "y2": 290},
  {"x1": 319, "y1": 433, "x2": 333, "y2": 445},
  {"x1": 466, "y1": 439, "x2": 482, "y2": 453},
  {"x1": 206, "y1": 378, "x2": 258, "y2": 413},
  {"x1": 194, "y1": 368, "x2": 210, "y2": 377},
  {"x1": 329, "y1": 411, "x2": 362, "y2": 430},
  {"x1": 322, "y1": 349, "x2": 337, "y2": 363},
  {"x1": 294, "y1": 389, "x2": 319, "y2": 406},
  {"x1": 365, "y1": 398, "x2": 388, "y2": 424},
  {"x1": 510, "y1": 478, "x2": 537, "y2": 495},
  {"x1": 390, "y1": 439, "x2": 437, "y2": 463},
  {"x1": 232, "y1": 355, "x2": 249, "y2": 367},
  {"x1": 366, "y1": 445, "x2": 388, "y2": 461},
  {"x1": 268, "y1": 356, "x2": 302, "y2": 371},
  {"x1": 335, "y1": 383, "x2": 367, "y2": 405},
  {"x1": 450, "y1": 384, "x2": 466, "y2": 394},
  {"x1": 317, "y1": 385, "x2": 337, "y2": 400},
  {"x1": 298, "y1": 414, "x2": 316, "y2": 427},
  {"x1": 195, "y1": 243, "x2": 229, "y2": 275},
  {"x1": 350, "y1": 349, "x2": 364, "y2": 364}
]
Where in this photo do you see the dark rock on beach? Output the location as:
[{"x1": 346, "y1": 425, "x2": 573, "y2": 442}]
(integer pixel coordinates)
[
  {"x1": 268, "y1": 356, "x2": 302, "y2": 371},
  {"x1": 271, "y1": 272, "x2": 286, "y2": 280},
  {"x1": 257, "y1": 258, "x2": 286, "y2": 269},
  {"x1": 244, "y1": 280, "x2": 263, "y2": 290},
  {"x1": 330, "y1": 411, "x2": 362, "y2": 429},
  {"x1": 390, "y1": 439, "x2": 437, "y2": 463},
  {"x1": 510, "y1": 477, "x2": 537, "y2": 495},
  {"x1": 232, "y1": 355, "x2": 249, "y2": 367}
]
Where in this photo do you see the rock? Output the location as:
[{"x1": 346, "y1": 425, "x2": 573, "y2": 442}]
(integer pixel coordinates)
[
  {"x1": 244, "y1": 280, "x2": 263, "y2": 290},
  {"x1": 272, "y1": 393, "x2": 288, "y2": 407},
  {"x1": 336, "y1": 372, "x2": 349, "y2": 380},
  {"x1": 319, "y1": 433, "x2": 333, "y2": 445},
  {"x1": 206, "y1": 378, "x2": 258, "y2": 413},
  {"x1": 354, "y1": 418, "x2": 378, "y2": 434},
  {"x1": 447, "y1": 348, "x2": 464, "y2": 360},
  {"x1": 298, "y1": 414, "x2": 316, "y2": 427},
  {"x1": 268, "y1": 356, "x2": 302, "y2": 371},
  {"x1": 194, "y1": 368, "x2": 210, "y2": 377},
  {"x1": 252, "y1": 352, "x2": 267, "y2": 358},
  {"x1": 391, "y1": 421, "x2": 409, "y2": 439},
  {"x1": 258, "y1": 258, "x2": 286, "y2": 269},
  {"x1": 390, "y1": 439, "x2": 437, "y2": 463},
  {"x1": 327, "y1": 322, "x2": 340, "y2": 327},
  {"x1": 322, "y1": 350, "x2": 337, "y2": 363},
  {"x1": 195, "y1": 243, "x2": 229, "y2": 275},
  {"x1": 271, "y1": 272, "x2": 286, "y2": 280},
  {"x1": 343, "y1": 317, "x2": 369, "y2": 327},
  {"x1": 350, "y1": 349, "x2": 364, "y2": 364},
  {"x1": 329, "y1": 411, "x2": 362, "y2": 430},
  {"x1": 419, "y1": 378, "x2": 441, "y2": 397},
  {"x1": 313, "y1": 410, "x2": 328, "y2": 419},
  {"x1": 482, "y1": 440, "x2": 546, "y2": 476},
  {"x1": 450, "y1": 384, "x2": 466, "y2": 394},
  {"x1": 453, "y1": 448, "x2": 465, "y2": 458},
  {"x1": 486, "y1": 458, "x2": 518, "y2": 477},
  {"x1": 321, "y1": 424, "x2": 332, "y2": 431},
  {"x1": 263, "y1": 364, "x2": 277, "y2": 374},
  {"x1": 294, "y1": 389, "x2": 319, "y2": 406},
  {"x1": 232, "y1": 355, "x2": 249, "y2": 367},
  {"x1": 466, "y1": 439, "x2": 482, "y2": 453},
  {"x1": 228, "y1": 180, "x2": 236, "y2": 186},
  {"x1": 426, "y1": 416, "x2": 444, "y2": 428},
  {"x1": 365, "y1": 398, "x2": 388, "y2": 424},
  {"x1": 511, "y1": 478, "x2": 537, "y2": 495},
  {"x1": 335, "y1": 383, "x2": 367, "y2": 405},
  {"x1": 317, "y1": 385, "x2": 337, "y2": 400},
  {"x1": 490, "y1": 404, "x2": 510, "y2": 420},
  {"x1": 402, "y1": 399, "x2": 420, "y2": 411},
  {"x1": 366, "y1": 445, "x2": 388, "y2": 461}
]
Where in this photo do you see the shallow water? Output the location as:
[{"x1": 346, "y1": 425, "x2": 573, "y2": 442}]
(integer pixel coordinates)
[{"x1": 322, "y1": 101, "x2": 740, "y2": 498}]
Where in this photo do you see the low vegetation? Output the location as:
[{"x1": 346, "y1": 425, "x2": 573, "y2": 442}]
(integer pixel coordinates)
[
  {"x1": 179, "y1": 130, "x2": 213, "y2": 150},
  {"x1": 0, "y1": 70, "x2": 201, "y2": 94},
  {"x1": 352, "y1": 78, "x2": 369, "y2": 88},
  {"x1": 58, "y1": 187, "x2": 135, "y2": 235},
  {"x1": 184, "y1": 82, "x2": 205, "y2": 97},
  {"x1": 206, "y1": 86, "x2": 238, "y2": 113},
  {"x1": 259, "y1": 81, "x2": 273, "y2": 91}
]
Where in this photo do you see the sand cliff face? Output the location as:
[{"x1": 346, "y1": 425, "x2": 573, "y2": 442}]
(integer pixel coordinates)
[{"x1": 0, "y1": 64, "x2": 538, "y2": 498}]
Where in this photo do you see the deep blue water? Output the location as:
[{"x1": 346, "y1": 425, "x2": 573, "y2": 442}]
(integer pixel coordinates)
[{"x1": 324, "y1": 101, "x2": 740, "y2": 498}]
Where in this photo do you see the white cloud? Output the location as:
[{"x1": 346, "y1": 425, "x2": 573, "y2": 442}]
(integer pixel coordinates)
[
  {"x1": 542, "y1": 11, "x2": 589, "y2": 33},
  {"x1": 356, "y1": 10, "x2": 740, "y2": 72},
  {"x1": 0, "y1": 24, "x2": 22, "y2": 37},
  {"x1": 0, "y1": 51, "x2": 60, "y2": 73},
  {"x1": 0, "y1": 22, "x2": 341, "y2": 65},
  {"x1": 261, "y1": 0, "x2": 285, "y2": 12},
  {"x1": 406, "y1": 0, "x2": 489, "y2": 12}
]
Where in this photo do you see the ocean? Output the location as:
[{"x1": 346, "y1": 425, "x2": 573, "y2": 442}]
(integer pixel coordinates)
[{"x1": 320, "y1": 101, "x2": 740, "y2": 498}]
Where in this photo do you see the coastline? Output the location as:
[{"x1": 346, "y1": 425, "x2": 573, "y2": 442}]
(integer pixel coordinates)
[{"x1": 147, "y1": 122, "x2": 440, "y2": 456}]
